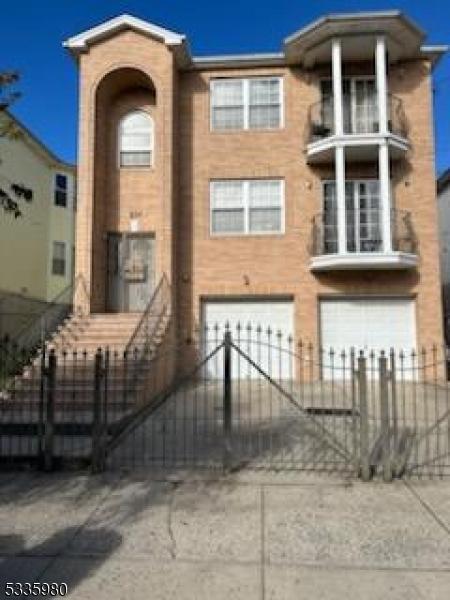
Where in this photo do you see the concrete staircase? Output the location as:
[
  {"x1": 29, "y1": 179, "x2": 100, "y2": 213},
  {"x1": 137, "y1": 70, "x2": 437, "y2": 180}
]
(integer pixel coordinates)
[
  {"x1": 1, "y1": 275, "x2": 172, "y2": 464},
  {"x1": 46, "y1": 312, "x2": 143, "y2": 358},
  {"x1": 12, "y1": 311, "x2": 171, "y2": 405}
]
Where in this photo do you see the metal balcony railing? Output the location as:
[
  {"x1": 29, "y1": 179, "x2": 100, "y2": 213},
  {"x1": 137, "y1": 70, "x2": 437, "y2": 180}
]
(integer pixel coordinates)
[
  {"x1": 309, "y1": 209, "x2": 418, "y2": 257},
  {"x1": 306, "y1": 94, "x2": 409, "y2": 144}
]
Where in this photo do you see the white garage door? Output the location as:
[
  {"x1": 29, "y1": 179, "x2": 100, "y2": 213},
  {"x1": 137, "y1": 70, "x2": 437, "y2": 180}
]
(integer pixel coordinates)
[
  {"x1": 202, "y1": 299, "x2": 294, "y2": 379},
  {"x1": 320, "y1": 297, "x2": 416, "y2": 377}
]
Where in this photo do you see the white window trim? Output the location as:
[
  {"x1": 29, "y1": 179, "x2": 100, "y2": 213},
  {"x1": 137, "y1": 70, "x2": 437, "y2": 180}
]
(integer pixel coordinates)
[
  {"x1": 53, "y1": 173, "x2": 69, "y2": 208},
  {"x1": 210, "y1": 179, "x2": 285, "y2": 237},
  {"x1": 118, "y1": 110, "x2": 154, "y2": 168},
  {"x1": 52, "y1": 240, "x2": 67, "y2": 277},
  {"x1": 210, "y1": 77, "x2": 284, "y2": 132}
]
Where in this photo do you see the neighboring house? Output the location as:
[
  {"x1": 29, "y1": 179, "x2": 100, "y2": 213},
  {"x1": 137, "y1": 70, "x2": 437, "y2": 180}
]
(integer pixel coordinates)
[
  {"x1": 437, "y1": 169, "x2": 450, "y2": 338},
  {"x1": 0, "y1": 112, "x2": 76, "y2": 302},
  {"x1": 0, "y1": 112, "x2": 76, "y2": 340},
  {"x1": 63, "y1": 11, "x2": 446, "y2": 373}
]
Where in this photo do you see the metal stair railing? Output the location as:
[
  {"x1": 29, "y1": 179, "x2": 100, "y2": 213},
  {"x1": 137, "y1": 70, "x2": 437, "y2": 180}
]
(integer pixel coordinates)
[
  {"x1": 11, "y1": 274, "x2": 90, "y2": 351},
  {"x1": 125, "y1": 273, "x2": 171, "y2": 359}
]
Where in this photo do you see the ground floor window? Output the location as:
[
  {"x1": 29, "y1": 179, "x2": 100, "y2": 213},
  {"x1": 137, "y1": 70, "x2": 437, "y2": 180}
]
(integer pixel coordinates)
[{"x1": 52, "y1": 241, "x2": 66, "y2": 276}]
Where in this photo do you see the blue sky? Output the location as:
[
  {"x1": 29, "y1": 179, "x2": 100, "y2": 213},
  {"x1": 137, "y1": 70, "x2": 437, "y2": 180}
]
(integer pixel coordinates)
[{"x1": 2, "y1": 0, "x2": 450, "y2": 173}]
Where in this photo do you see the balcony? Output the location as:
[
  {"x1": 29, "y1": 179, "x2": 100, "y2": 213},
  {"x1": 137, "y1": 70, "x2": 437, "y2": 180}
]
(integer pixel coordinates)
[
  {"x1": 309, "y1": 208, "x2": 418, "y2": 271},
  {"x1": 305, "y1": 94, "x2": 410, "y2": 164}
]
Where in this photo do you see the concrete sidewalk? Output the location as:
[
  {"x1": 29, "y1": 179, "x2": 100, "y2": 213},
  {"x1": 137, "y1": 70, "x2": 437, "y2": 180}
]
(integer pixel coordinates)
[{"x1": 0, "y1": 470, "x2": 449, "y2": 599}]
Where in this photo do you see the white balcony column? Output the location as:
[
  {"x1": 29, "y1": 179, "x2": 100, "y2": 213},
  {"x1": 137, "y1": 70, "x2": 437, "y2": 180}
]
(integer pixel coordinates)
[
  {"x1": 376, "y1": 35, "x2": 388, "y2": 135},
  {"x1": 335, "y1": 144, "x2": 347, "y2": 254},
  {"x1": 332, "y1": 38, "x2": 344, "y2": 136},
  {"x1": 379, "y1": 141, "x2": 392, "y2": 253}
]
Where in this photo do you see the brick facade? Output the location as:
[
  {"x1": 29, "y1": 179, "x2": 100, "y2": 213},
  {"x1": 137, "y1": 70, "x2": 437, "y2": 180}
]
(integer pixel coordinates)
[{"x1": 71, "y1": 17, "x2": 445, "y2": 355}]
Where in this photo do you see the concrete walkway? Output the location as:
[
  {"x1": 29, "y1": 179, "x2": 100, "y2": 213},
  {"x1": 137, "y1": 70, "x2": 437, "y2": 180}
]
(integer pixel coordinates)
[{"x1": 0, "y1": 470, "x2": 449, "y2": 599}]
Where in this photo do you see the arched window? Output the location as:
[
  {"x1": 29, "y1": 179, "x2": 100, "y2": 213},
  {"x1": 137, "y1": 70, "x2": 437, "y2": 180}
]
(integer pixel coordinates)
[{"x1": 119, "y1": 111, "x2": 153, "y2": 167}]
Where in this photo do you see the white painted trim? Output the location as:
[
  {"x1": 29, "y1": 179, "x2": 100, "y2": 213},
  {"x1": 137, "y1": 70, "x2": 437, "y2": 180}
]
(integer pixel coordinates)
[
  {"x1": 243, "y1": 80, "x2": 250, "y2": 130},
  {"x1": 378, "y1": 141, "x2": 392, "y2": 252},
  {"x1": 376, "y1": 36, "x2": 388, "y2": 135},
  {"x1": 188, "y1": 46, "x2": 446, "y2": 70},
  {"x1": 191, "y1": 53, "x2": 285, "y2": 70},
  {"x1": 332, "y1": 39, "x2": 343, "y2": 136},
  {"x1": 306, "y1": 132, "x2": 410, "y2": 158},
  {"x1": 335, "y1": 145, "x2": 346, "y2": 254},
  {"x1": 284, "y1": 11, "x2": 424, "y2": 45},
  {"x1": 310, "y1": 251, "x2": 418, "y2": 271},
  {"x1": 63, "y1": 14, "x2": 185, "y2": 51},
  {"x1": 209, "y1": 178, "x2": 285, "y2": 237}
]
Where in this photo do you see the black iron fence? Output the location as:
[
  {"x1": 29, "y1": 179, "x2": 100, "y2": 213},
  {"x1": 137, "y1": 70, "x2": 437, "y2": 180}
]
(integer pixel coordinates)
[
  {"x1": 0, "y1": 325, "x2": 449, "y2": 480},
  {"x1": 309, "y1": 209, "x2": 418, "y2": 257}
]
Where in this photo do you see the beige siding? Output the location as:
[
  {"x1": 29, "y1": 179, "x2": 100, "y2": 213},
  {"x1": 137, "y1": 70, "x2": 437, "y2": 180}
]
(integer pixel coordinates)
[{"x1": 0, "y1": 127, "x2": 75, "y2": 301}]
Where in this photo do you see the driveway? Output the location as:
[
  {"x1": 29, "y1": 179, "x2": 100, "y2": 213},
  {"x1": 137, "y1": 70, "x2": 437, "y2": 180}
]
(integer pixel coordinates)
[{"x1": 0, "y1": 469, "x2": 449, "y2": 599}]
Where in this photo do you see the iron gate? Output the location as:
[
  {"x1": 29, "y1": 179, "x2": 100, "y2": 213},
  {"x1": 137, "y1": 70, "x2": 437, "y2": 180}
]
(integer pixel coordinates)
[
  {"x1": 106, "y1": 328, "x2": 360, "y2": 474},
  {"x1": 1, "y1": 324, "x2": 449, "y2": 479}
]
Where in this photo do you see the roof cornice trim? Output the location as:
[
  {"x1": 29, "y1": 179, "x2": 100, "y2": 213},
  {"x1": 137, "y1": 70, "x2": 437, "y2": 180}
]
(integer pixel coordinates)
[
  {"x1": 419, "y1": 44, "x2": 449, "y2": 68},
  {"x1": 63, "y1": 14, "x2": 185, "y2": 53},
  {"x1": 190, "y1": 52, "x2": 285, "y2": 70},
  {"x1": 284, "y1": 10, "x2": 424, "y2": 46}
]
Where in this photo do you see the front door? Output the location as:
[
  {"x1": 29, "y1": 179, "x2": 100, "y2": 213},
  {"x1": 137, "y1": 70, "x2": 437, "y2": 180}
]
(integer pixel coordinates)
[{"x1": 107, "y1": 233, "x2": 155, "y2": 312}]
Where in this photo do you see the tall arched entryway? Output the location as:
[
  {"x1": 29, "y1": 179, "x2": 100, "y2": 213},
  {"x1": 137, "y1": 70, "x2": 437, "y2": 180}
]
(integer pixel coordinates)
[{"x1": 92, "y1": 67, "x2": 159, "y2": 312}]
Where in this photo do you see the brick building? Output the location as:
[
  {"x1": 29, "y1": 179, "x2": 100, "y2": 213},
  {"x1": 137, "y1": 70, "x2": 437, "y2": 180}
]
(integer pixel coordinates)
[{"x1": 64, "y1": 11, "x2": 447, "y2": 374}]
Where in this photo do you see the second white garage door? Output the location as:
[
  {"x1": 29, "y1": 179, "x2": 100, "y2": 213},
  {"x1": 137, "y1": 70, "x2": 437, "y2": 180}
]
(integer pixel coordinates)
[
  {"x1": 320, "y1": 297, "x2": 416, "y2": 376},
  {"x1": 202, "y1": 298, "x2": 294, "y2": 379}
]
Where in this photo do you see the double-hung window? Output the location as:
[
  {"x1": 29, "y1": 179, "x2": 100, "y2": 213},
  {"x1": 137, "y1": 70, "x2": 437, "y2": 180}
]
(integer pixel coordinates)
[
  {"x1": 52, "y1": 241, "x2": 67, "y2": 276},
  {"x1": 54, "y1": 174, "x2": 68, "y2": 207},
  {"x1": 119, "y1": 110, "x2": 154, "y2": 167},
  {"x1": 211, "y1": 77, "x2": 282, "y2": 131},
  {"x1": 210, "y1": 179, "x2": 284, "y2": 235}
]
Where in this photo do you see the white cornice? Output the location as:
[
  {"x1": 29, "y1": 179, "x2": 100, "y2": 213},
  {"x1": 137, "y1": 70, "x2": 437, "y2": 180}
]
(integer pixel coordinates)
[
  {"x1": 63, "y1": 14, "x2": 185, "y2": 53},
  {"x1": 63, "y1": 12, "x2": 447, "y2": 71},
  {"x1": 284, "y1": 11, "x2": 424, "y2": 46},
  {"x1": 310, "y1": 252, "x2": 418, "y2": 271},
  {"x1": 190, "y1": 52, "x2": 285, "y2": 70}
]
